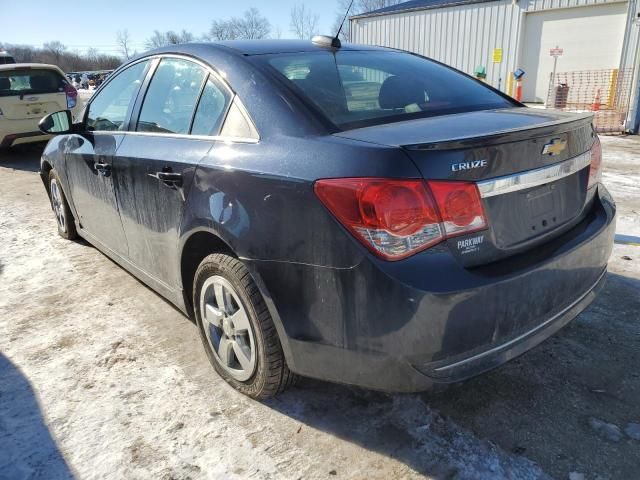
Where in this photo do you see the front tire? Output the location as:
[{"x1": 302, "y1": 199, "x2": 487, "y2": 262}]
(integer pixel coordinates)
[
  {"x1": 48, "y1": 170, "x2": 77, "y2": 240},
  {"x1": 193, "y1": 254, "x2": 297, "y2": 399}
]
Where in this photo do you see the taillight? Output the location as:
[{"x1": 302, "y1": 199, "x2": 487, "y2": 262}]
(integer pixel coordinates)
[
  {"x1": 588, "y1": 136, "x2": 602, "y2": 189},
  {"x1": 314, "y1": 178, "x2": 487, "y2": 260},
  {"x1": 427, "y1": 181, "x2": 487, "y2": 236},
  {"x1": 64, "y1": 83, "x2": 77, "y2": 109}
]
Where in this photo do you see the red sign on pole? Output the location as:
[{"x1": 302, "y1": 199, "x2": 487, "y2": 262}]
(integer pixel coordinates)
[{"x1": 550, "y1": 47, "x2": 564, "y2": 57}]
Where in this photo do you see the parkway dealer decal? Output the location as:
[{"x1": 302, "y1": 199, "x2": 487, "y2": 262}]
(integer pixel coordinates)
[{"x1": 457, "y1": 235, "x2": 485, "y2": 254}]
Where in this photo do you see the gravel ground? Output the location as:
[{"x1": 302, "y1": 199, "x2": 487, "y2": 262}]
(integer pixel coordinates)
[{"x1": 0, "y1": 135, "x2": 638, "y2": 480}]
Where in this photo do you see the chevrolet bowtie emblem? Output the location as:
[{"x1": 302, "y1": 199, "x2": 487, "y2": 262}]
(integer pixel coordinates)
[{"x1": 542, "y1": 138, "x2": 567, "y2": 156}]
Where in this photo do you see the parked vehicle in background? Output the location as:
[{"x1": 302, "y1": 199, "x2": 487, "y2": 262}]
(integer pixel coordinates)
[
  {"x1": 0, "y1": 64, "x2": 83, "y2": 148},
  {"x1": 37, "y1": 39, "x2": 614, "y2": 399},
  {"x1": 0, "y1": 51, "x2": 16, "y2": 65}
]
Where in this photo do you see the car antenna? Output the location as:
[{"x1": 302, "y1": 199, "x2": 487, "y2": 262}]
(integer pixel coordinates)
[
  {"x1": 312, "y1": 0, "x2": 354, "y2": 49},
  {"x1": 335, "y1": 0, "x2": 355, "y2": 45}
]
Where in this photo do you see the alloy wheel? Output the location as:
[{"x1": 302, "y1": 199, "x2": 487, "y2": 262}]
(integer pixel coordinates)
[
  {"x1": 199, "y1": 275, "x2": 257, "y2": 381},
  {"x1": 50, "y1": 179, "x2": 66, "y2": 232}
]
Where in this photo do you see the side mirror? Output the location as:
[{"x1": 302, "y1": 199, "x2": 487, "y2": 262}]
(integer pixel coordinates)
[{"x1": 38, "y1": 110, "x2": 73, "y2": 135}]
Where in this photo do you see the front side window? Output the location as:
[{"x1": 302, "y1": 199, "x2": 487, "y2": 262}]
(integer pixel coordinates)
[
  {"x1": 0, "y1": 68, "x2": 66, "y2": 97},
  {"x1": 262, "y1": 51, "x2": 516, "y2": 130},
  {"x1": 87, "y1": 60, "x2": 150, "y2": 131},
  {"x1": 191, "y1": 76, "x2": 231, "y2": 136},
  {"x1": 137, "y1": 58, "x2": 206, "y2": 134}
]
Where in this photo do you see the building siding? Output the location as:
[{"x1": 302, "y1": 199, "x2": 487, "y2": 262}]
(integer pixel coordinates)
[
  {"x1": 350, "y1": 0, "x2": 523, "y2": 90},
  {"x1": 350, "y1": 0, "x2": 631, "y2": 93},
  {"x1": 619, "y1": 0, "x2": 640, "y2": 130},
  {"x1": 526, "y1": 0, "x2": 625, "y2": 11},
  {"x1": 350, "y1": 0, "x2": 638, "y2": 130}
]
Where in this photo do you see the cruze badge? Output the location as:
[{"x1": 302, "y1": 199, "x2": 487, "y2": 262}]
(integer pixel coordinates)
[
  {"x1": 542, "y1": 138, "x2": 567, "y2": 156},
  {"x1": 451, "y1": 159, "x2": 487, "y2": 172}
]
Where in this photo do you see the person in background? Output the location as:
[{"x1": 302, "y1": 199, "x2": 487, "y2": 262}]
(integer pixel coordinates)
[{"x1": 81, "y1": 72, "x2": 89, "y2": 90}]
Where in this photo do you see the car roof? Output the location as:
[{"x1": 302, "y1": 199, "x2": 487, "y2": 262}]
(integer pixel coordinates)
[
  {"x1": 0, "y1": 63, "x2": 64, "y2": 73},
  {"x1": 145, "y1": 39, "x2": 390, "y2": 57}
]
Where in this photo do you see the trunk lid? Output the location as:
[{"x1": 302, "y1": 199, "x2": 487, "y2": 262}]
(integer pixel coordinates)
[
  {"x1": 0, "y1": 92, "x2": 67, "y2": 120},
  {"x1": 335, "y1": 107, "x2": 597, "y2": 266}
]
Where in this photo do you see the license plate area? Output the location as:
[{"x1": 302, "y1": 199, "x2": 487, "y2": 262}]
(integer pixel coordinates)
[
  {"x1": 484, "y1": 171, "x2": 587, "y2": 249},
  {"x1": 525, "y1": 184, "x2": 560, "y2": 234},
  {"x1": 23, "y1": 102, "x2": 46, "y2": 116},
  {"x1": 11, "y1": 102, "x2": 59, "y2": 119}
]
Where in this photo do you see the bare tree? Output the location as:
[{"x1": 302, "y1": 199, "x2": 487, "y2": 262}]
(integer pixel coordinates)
[
  {"x1": 234, "y1": 8, "x2": 271, "y2": 39},
  {"x1": 86, "y1": 47, "x2": 99, "y2": 64},
  {"x1": 1, "y1": 42, "x2": 122, "y2": 72},
  {"x1": 43, "y1": 41, "x2": 66, "y2": 64},
  {"x1": 290, "y1": 4, "x2": 319, "y2": 39},
  {"x1": 209, "y1": 19, "x2": 239, "y2": 40},
  {"x1": 145, "y1": 29, "x2": 194, "y2": 49},
  {"x1": 116, "y1": 29, "x2": 132, "y2": 59},
  {"x1": 333, "y1": 0, "x2": 403, "y2": 40},
  {"x1": 208, "y1": 8, "x2": 271, "y2": 41},
  {"x1": 166, "y1": 29, "x2": 194, "y2": 44},
  {"x1": 146, "y1": 31, "x2": 167, "y2": 49}
]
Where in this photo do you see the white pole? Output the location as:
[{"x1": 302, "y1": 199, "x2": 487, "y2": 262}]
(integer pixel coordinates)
[{"x1": 549, "y1": 48, "x2": 559, "y2": 108}]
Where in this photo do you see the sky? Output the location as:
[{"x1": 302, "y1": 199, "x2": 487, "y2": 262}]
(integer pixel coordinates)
[{"x1": 0, "y1": 0, "x2": 346, "y2": 55}]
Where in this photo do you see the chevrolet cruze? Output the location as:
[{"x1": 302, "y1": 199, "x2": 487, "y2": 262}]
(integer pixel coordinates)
[{"x1": 38, "y1": 39, "x2": 615, "y2": 398}]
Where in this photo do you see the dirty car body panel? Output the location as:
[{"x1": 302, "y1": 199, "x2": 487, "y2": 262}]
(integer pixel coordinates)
[{"x1": 39, "y1": 40, "x2": 615, "y2": 392}]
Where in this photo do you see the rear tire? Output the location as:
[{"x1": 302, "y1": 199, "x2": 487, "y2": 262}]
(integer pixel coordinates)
[
  {"x1": 48, "y1": 170, "x2": 77, "y2": 240},
  {"x1": 193, "y1": 253, "x2": 297, "y2": 399}
]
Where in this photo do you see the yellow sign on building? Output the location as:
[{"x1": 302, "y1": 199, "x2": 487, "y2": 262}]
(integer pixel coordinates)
[{"x1": 492, "y1": 48, "x2": 503, "y2": 63}]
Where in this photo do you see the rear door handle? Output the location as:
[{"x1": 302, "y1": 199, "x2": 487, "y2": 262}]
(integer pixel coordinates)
[{"x1": 94, "y1": 162, "x2": 111, "y2": 177}]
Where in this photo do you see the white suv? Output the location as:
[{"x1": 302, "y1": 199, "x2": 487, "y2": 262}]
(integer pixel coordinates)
[{"x1": 0, "y1": 63, "x2": 84, "y2": 149}]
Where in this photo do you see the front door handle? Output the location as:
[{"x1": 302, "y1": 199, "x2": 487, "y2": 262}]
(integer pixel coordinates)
[
  {"x1": 155, "y1": 171, "x2": 183, "y2": 187},
  {"x1": 94, "y1": 162, "x2": 111, "y2": 177}
]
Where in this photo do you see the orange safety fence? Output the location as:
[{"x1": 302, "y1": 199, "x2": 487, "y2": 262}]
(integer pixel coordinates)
[{"x1": 545, "y1": 69, "x2": 633, "y2": 134}]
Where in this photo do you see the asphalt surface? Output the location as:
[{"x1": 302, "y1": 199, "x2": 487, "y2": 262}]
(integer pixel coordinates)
[{"x1": 0, "y1": 136, "x2": 639, "y2": 480}]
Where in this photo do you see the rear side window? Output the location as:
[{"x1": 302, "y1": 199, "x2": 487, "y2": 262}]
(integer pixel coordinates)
[
  {"x1": 0, "y1": 69, "x2": 66, "y2": 97},
  {"x1": 137, "y1": 58, "x2": 206, "y2": 134},
  {"x1": 191, "y1": 76, "x2": 231, "y2": 136},
  {"x1": 87, "y1": 60, "x2": 150, "y2": 132},
  {"x1": 263, "y1": 51, "x2": 516, "y2": 130}
]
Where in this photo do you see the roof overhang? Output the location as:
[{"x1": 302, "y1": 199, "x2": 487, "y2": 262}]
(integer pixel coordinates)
[{"x1": 350, "y1": 0, "x2": 502, "y2": 20}]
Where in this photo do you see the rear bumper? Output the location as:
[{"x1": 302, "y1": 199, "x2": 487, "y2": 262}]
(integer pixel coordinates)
[
  {"x1": 247, "y1": 185, "x2": 616, "y2": 392},
  {"x1": 0, "y1": 124, "x2": 47, "y2": 148},
  {"x1": 415, "y1": 267, "x2": 607, "y2": 383}
]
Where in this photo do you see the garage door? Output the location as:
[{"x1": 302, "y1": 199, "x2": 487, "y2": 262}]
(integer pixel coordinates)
[{"x1": 520, "y1": 2, "x2": 628, "y2": 102}]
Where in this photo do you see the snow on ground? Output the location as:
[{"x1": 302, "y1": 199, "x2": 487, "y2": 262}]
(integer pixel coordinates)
[
  {"x1": 600, "y1": 135, "x2": 640, "y2": 236},
  {"x1": 0, "y1": 149, "x2": 547, "y2": 480},
  {"x1": 77, "y1": 88, "x2": 94, "y2": 104},
  {"x1": 0, "y1": 136, "x2": 638, "y2": 480}
]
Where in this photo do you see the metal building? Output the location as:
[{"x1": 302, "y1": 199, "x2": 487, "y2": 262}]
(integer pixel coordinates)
[{"x1": 350, "y1": 0, "x2": 640, "y2": 132}]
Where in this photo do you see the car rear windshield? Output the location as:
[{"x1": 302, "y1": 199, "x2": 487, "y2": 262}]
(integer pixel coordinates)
[
  {"x1": 262, "y1": 50, "x2": 516, "y2": 130},
  {"x1": 0, "y1": 68, "x2": 66, "y2": 97}
]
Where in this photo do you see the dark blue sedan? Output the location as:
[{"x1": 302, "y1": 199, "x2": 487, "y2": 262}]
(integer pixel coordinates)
[{"x1": 38, "y1": 38, "x2": 615, "y2": 398}]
